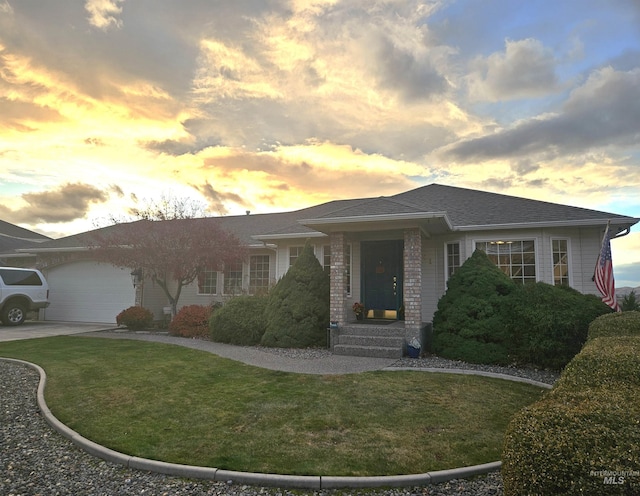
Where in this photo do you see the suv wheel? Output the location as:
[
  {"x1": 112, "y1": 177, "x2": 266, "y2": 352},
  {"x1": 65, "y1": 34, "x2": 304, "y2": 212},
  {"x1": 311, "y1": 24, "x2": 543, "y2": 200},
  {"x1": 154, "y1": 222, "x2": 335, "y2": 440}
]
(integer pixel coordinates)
[{"x1": 2, "y1": 303, "x2": 26, "y2": 326}]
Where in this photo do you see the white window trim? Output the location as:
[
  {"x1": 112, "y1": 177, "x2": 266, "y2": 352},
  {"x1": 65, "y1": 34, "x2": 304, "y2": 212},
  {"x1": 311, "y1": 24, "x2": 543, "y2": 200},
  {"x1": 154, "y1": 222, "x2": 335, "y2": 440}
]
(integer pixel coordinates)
[
  {"x1": 472, "y1": 237, "x2": 540, "y2": 283},
  {"x1": 550, "y1": 237, "x2": 573, "y2": 287},
  {"x1": 197, "y1": 269, "x2": 219, "y2": 296},
  {"x1": 444, "y1": 241, "x2": 462, "y2": 286}
]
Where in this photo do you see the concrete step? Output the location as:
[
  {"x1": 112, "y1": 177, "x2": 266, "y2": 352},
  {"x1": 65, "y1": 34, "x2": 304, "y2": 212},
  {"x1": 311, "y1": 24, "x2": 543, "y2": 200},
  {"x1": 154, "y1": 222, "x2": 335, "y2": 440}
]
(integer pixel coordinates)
[
  {"x1": 339, "y1": 325, "x2": 404, "y2": 338},
  {"x1": 338, "y1": 334, "x2": 405, "y2": 348},
  {"x1": 333, "y1": 344, "x2": 403, "y2": 359}
]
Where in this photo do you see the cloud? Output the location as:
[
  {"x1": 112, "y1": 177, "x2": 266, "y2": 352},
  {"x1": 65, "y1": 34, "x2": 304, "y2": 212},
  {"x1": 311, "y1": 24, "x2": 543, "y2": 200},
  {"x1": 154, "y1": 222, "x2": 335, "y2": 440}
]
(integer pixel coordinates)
[
  {"x1": 192, "y1": 182, "x2": 244, "y2": 215},
  {"x1": 85, "y1": 0, "x2": 126, "y2": 30},
  {"x1": 467, "y1": 38, "x2": 559, "y2": 101},
  {"x1": 0, "y1": 183, "x2": 109, "y2": 224},
  {"x1": 445, "y1": 67, "x2": 640, "y2": 161}
]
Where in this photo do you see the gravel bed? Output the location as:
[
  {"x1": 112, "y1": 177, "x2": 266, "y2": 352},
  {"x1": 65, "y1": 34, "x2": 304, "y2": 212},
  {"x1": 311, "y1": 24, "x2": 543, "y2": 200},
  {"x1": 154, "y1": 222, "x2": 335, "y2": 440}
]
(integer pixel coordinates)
[{"x1": 2, "y1": 355, "x2": 554, "y2": 496}]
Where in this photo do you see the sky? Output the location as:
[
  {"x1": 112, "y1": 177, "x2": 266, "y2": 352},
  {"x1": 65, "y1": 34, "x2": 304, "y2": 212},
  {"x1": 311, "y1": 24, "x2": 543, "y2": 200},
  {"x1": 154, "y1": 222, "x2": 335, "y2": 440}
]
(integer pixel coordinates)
[{"x1": 1, "y1": 0, "x2": 639, "y2": 287}]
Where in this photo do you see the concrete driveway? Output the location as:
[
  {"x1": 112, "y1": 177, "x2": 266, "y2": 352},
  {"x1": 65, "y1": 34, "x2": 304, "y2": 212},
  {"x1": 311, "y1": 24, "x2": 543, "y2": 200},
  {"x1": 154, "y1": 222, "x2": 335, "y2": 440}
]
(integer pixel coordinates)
[{"x1": 0, "y1": 321, "x2": 116, "y2": 342}]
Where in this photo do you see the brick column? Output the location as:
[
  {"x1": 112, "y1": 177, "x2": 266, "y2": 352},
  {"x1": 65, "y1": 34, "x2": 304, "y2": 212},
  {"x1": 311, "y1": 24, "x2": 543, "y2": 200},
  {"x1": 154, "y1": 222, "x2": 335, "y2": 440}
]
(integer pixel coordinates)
[
  {"x1": 330, "y1": 232, "x2": 348, "y2": 327},
  {"x1": 403, "y1": 228, "x2": 422, "y2": 340}
]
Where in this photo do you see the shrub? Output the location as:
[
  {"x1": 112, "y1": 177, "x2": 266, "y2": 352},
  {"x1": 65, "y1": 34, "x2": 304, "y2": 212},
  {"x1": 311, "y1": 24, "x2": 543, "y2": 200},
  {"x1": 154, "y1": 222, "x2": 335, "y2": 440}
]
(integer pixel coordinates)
[
  {"x1": 432, "y1": 249, "x2": 516, "y2": 364},
  {"x1": 502, "y1": 313, "x2": 640, "y2": 495},
  {"x1": 504, "y1": 283, "x2": 610, "y2": 370},
  {"x1": 587, "y1": 311, "x2": 640, "y2": 340},
  {"x1": 169, "y1": 304, "x2": 212, "y2": 338},
  {"x1": 621, "y1": 290, "x2": 640, "y2": 311},
  {"x1": 209, "y1": 295, "x2": 267, "y2": 346},
  {"x1": 116, "y1": 306, "x2": 154, "y2": 331},
  {"x1": 261, "y1": 242, "x2": 329, "y2": 348}
]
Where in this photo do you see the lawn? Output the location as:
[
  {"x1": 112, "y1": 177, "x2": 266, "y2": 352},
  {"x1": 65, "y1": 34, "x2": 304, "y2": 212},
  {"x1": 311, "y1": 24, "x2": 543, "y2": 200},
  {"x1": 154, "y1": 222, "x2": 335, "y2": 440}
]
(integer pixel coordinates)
[{"x1": 0, "y1": 336, "x2": 545, "y2": 476}]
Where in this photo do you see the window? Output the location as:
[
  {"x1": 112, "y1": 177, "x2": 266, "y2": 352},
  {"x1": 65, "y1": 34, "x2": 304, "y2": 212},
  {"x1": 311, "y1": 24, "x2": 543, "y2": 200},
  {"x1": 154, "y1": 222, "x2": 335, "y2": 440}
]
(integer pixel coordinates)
[
  {"x1": 322, "y1": 245, "x2": 331, "y2": 273},
  {"x1": 249, "y1": 255, "x2": 270, "y2": 294},
  {"x1": 289, "y1": 246, "x2": 304, "y2": 268},
  {"x1": 0, "y1": 269, "x2": 43, "y2": 286},
  {"x1": 223, "y1": 261, "x2": 244, "y2": 294},
  {"x1": 552, "y1": 239, "x2": 570, "y2": 286},
  {"x1": 322, "y1": 244, "x2": 351, "y2": 295},
  {"x1": 476, "y1": 240, "x2": 536, "y2": 284},
  {"x1": 197, "y1": 268, "x2": 218, "y2": 295},
  {"x1": 446, "y1": 243, "x2": 461, "y2": 279}
]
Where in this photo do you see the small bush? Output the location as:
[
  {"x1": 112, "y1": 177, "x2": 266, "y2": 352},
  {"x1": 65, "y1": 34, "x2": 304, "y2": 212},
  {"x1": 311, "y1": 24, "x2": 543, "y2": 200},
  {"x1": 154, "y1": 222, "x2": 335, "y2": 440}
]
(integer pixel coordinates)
[
  {"x1": 116, "y1": 306, "x2": 154, "y2": 331},
  {"x1": 209, "y1": 295, "x2": 267, "y2": 346},
  {"x1": 169, "y1": 304, "x2": 212, "y2": 338},
  {"x1": 587, "y1": 311, "x2": 640, "y2": 340}
]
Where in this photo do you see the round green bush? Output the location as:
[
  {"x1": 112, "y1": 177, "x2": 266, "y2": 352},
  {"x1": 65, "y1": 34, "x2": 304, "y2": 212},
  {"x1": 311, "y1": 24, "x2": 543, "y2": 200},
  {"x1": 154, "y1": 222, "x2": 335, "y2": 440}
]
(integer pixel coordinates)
[
  {"x1": 209, "y1": 295, "x2": 267, "y2": 346},
  {"x1": 587, "y1": 311, "x2": 640, "y2": 340},
  {"x1": 116, "y1": 306, "x2": 154, "y2": 331}
]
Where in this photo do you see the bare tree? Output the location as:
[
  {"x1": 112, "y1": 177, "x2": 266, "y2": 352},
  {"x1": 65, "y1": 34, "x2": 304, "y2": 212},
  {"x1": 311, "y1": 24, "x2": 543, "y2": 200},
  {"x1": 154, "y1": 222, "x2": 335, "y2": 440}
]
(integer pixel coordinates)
[{"x1": 91, "y1": 195, "x2": 246, "y2": 317}]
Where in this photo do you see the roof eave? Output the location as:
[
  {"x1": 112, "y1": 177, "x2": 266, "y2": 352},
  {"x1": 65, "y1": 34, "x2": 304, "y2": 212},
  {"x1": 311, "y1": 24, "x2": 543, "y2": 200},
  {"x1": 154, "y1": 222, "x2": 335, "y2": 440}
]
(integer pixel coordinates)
[
  {"x1": 455, "y1": 217, "x2": 640, "y2": 232},
  {"x1": 299, "y1": 211, "x2": 454, "y2": 231},
  {"x1": 252, "y1": 232, "x2": 327, "y2": 241}
]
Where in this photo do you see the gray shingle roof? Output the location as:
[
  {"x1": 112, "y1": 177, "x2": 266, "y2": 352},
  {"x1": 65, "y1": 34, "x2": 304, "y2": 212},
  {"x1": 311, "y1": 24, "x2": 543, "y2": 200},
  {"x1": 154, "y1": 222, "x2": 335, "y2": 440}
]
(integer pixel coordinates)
[
  {"x1": 12, "y1": 184, "x2": 638, "y2": 253},
  {"x1": 0, "y1": 220, "x2": 51, "y2": 254}
]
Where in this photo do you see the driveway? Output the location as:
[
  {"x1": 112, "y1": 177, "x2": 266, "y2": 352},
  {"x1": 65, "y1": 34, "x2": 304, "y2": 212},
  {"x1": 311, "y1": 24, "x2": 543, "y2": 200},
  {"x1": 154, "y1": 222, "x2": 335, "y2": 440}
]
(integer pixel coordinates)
[{"x1": 0, "y1": 321, "x2": 116, "y2": 342}]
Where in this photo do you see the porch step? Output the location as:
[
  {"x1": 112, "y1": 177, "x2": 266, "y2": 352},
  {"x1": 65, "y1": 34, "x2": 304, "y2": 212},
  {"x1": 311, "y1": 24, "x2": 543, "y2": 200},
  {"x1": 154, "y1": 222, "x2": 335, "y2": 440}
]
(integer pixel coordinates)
[
  {"x1": 332, "y1": 323, "x2": 405, "y2": 359},
  {"x1": 333, "y1": 344, "x2": 403, "y2": 359}
]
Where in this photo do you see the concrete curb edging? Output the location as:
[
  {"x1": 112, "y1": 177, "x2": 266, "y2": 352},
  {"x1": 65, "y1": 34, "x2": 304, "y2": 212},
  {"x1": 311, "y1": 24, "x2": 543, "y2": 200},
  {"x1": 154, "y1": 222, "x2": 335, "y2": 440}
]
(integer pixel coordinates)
[
  {"x1": 385, "y1": 366, "x2": 554, "y2": 389},
  {"x1": 2, "y1": 357, "x2": 509, "y2": 489}
]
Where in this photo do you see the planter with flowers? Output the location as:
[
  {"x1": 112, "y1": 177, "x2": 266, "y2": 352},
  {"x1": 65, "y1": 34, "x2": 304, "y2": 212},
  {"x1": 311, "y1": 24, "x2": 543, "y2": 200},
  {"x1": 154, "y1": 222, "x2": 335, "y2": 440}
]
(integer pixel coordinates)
[{"x1": 352, "y1": 302, "x2": 365, "y2": 321}]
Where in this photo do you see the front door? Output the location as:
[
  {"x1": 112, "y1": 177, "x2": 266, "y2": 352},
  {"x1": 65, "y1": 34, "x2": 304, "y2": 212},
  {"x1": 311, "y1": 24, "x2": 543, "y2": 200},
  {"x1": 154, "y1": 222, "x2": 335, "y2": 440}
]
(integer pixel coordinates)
[{"x1": 361, "y1": 240, "x2": 403, "y2": 319}]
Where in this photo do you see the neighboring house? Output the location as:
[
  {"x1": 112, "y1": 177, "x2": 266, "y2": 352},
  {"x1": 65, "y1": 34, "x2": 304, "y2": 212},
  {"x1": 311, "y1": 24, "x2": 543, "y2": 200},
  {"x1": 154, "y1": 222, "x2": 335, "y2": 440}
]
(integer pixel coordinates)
[
  {"x1": 0, "y1": 220, "x2": 51, "y2": 267},
  {"x1": 8, "y1": 185, "x2": 639, "y2": 337}
]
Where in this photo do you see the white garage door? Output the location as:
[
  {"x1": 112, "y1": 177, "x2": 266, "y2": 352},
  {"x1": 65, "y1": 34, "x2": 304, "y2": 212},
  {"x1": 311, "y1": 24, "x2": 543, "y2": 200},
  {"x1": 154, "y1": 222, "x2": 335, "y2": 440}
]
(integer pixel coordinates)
[{"x1": 45, "y1": 261, "x2": 135, "y2": 323}]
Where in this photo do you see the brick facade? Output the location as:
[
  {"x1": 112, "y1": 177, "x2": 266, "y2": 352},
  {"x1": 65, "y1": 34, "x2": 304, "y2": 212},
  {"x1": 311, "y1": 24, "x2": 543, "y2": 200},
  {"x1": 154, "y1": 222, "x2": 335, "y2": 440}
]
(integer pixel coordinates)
[
  {"x1": 329, "y1": 232, "x2": 348, "y2": 326},
  {"x1": 403, "y1": 228, "x2": 422, "y2": 338}
]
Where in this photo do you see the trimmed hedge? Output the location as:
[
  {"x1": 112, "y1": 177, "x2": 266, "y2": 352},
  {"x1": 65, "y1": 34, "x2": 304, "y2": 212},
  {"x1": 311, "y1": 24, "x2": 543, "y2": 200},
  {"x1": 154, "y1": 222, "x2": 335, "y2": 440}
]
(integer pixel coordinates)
[
  {"x1": 587, "y1": 311, "x2": 640, "y2": 341},
  {"x1": 209, "y1": 295, "x2": 267, "y2": 346},
  {"x1": 502, "y1": 314, "x2": 640, "y2": 495}
]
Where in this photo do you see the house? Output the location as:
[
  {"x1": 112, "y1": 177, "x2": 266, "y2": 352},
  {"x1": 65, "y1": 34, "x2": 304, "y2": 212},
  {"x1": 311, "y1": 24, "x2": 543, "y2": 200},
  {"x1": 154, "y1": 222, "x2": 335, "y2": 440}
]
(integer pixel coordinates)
[
  {"x1": 7, "y1": 184, "x2": 638, "y2": 350},
  {"x1": 0, "y1": 220, "x2": 51, "y2": 266}
]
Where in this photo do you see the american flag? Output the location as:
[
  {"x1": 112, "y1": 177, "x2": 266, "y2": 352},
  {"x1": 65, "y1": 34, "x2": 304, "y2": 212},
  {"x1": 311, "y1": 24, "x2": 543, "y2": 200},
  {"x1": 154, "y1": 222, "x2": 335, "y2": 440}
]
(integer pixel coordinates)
[{"x1": 593, "y1": 223, "x2": 620, "y2": 312}]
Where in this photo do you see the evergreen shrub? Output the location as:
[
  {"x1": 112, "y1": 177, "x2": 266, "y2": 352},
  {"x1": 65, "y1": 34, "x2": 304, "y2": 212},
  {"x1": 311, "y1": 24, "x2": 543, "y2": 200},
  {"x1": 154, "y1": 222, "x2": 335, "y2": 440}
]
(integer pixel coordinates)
[
  {"x1": 116, "y1": 306, "x2": 154, "y2": 331},
  {"x1": 587, "y1": 311, "x2": 640, "y2": 340},
  {"x1": 261, "y1": 242, "x2": 329, "y2": 348},
  {"x1": 502, "y1": 315, "x2": 640, "y2": 495},
  {"x1": 432, "y1": 249, "x2": 516, "y2": 364},
  {"x1": 209, "y1": 295, "x2": 267, "y2": 346},
  {"x1": 505, "y1": 283, "x2": 609, "y2": 369},
  {"x1": 169, "y1": 304, "x2": 212, "y2": 338}
]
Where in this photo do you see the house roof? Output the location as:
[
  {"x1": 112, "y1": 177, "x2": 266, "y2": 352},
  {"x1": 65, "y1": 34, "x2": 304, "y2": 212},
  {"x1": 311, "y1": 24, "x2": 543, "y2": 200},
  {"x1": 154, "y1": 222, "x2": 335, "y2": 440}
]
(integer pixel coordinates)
[
  {"x1": 297, "y1": 184, "x2": 638, "y2": 235},
  {"x1": 0, "y1": 220, "x2": 51, "y2": 256},
  {"x1": 11, "y1": 184, "x2": 639, "y2": 255}
]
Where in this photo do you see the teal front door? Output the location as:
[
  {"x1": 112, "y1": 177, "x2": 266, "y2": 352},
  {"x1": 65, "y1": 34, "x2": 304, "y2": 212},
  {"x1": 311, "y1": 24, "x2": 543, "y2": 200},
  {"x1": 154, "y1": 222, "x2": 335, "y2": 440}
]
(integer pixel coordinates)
[{"x1": 361, "y1": 240, "x2": 403, "y2": 319}]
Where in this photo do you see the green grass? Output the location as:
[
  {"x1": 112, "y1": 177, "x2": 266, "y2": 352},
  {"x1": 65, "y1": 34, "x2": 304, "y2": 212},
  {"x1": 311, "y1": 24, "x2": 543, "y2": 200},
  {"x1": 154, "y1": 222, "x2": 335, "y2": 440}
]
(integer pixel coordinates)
[{"x1": 0, "y1": 336, "x2": 545, "y2": 476}]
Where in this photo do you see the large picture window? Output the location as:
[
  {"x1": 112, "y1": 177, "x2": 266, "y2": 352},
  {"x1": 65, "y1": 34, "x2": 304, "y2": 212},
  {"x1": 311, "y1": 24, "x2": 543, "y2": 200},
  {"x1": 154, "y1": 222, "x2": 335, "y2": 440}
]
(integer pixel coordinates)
[
  {"x1": 249, "y1": 255, "x2": 270, "y2": 294},
  {"x1": 552, "y1": 239, "x2": 570, "y2": 286},
  {"x1": 476, "y1": 240, "x2": 536, "y2": 284}
]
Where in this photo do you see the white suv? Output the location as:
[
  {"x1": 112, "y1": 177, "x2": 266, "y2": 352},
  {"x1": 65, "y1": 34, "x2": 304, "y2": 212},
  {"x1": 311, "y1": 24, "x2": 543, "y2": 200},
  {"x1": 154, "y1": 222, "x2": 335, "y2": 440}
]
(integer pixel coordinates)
[{"x1": 0, "y1": 267, "x2": 50, "y2": 326}]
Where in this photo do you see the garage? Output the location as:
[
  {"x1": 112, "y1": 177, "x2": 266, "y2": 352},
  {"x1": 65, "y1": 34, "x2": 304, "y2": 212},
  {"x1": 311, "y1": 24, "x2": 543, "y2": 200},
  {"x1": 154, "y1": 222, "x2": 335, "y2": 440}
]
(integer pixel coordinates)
[{"x1": 44, "y1": 261, "x2": 135, "y2": 323}]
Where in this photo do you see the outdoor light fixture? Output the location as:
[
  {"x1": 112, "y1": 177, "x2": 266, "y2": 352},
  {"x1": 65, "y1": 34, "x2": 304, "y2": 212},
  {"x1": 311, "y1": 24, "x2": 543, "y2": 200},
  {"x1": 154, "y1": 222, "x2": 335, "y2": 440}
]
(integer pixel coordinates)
[{"x1": 130, "y1": 268, "x2": 143, "y2": 287}]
